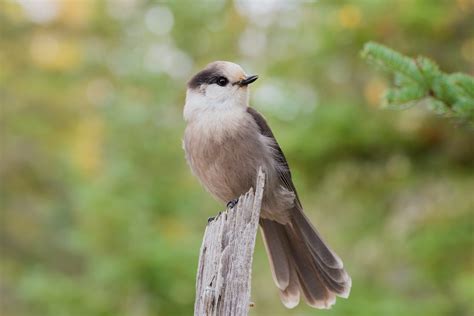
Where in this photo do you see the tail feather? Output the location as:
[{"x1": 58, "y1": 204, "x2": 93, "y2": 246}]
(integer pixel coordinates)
[
  {"x1": 311, "y1": 253, "x2": 351, "y2": 298},
  {"x1": 260, "y1": 219, "x2": 300, "y2": 308},
  {"x1": 260, "y1": 207, "x2": 351, "y2": 309},
  {"x1": 285, "y1": 225, "x2": 336, "y2": 309},
  {"x1": 314, "y1": 257, "x2": 351, "y2": 284},
  {"x1": 290, "y1": 208, "x2": 343, "y2": 269},
  {"x1": 278, "y1": 262, "x2": 300, "y2": 308},
  {"x1": 260, "y1": 219, "x2": 290, "y2": 290}
]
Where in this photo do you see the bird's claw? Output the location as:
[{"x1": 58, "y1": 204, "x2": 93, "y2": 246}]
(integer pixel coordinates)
[
  {"x1": 207, "y1": 211, "x2": 222, "y2": 223},
  {"x1": 226, "y1": 198, "x2": 239, "y2": 209},
  {"x1": 208, "y1": 199, "x2": 238, "y2": 223}
]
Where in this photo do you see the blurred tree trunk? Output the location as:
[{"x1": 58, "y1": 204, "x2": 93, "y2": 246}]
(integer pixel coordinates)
[{"x1": 194, "y1": 169, "x2": 265, "y2": 316}]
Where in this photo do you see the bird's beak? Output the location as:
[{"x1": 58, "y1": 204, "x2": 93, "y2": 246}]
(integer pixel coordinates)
[{"x1": 235, "y1": 75, "x2": 259, "y2": 86}]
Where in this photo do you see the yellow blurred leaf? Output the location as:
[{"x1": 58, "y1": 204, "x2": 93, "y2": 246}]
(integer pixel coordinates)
[
  {"x1": 364, "y1": 77, "x2": 387, "y2": 107},
  {"x1": 338, "y1": 5, "x2": 362, "y2": 29},
  {"x1": 58, "y1": 0, "x2": 93, "y2": 28},
  {"x1": 456, "y1": 0, "x2": 474, "y2": 12},
  {"x1": 30, "y1": 33, "x2": 82, "y2": 70}
]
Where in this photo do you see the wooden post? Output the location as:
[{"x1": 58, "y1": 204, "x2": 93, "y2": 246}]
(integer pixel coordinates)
[{"x1": 194, "y1": 169, "x2": 265, "y2": 316}]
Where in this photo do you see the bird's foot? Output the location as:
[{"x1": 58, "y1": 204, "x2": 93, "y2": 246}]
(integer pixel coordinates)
[
  {"x1": 208, "y1": 199, "x2": 238, "y2": 223},
  {"x1": 207, "y1": 211, "x2": 222, "y2": 223},
  {"x1": 226, "y1": 198, "x2": 239, "y2": 209}
]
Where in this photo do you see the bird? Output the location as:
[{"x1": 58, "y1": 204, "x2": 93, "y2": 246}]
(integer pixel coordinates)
[{"x1": 183, "y1": 61, "x2": 351, "y2": 309}]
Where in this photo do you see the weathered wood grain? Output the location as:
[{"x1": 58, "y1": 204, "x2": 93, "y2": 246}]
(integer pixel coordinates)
[{"x1": 194, "y1": 168, "x2": 265, "y2": 316}]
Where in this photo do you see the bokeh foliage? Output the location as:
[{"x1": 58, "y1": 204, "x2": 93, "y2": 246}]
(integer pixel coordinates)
[{"x1": 1, "y1": 1, "x2": 473, "y2": 316}]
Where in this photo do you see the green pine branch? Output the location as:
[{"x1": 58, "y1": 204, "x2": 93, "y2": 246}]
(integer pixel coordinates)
[{"x1": 361, "y1": 42, "x2": 474, "y2": 125}]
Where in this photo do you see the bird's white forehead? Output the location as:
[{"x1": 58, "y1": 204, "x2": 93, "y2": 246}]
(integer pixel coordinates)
[
  {"x1": 187, "y1": 61, "x2": 249, "y2": 90},
  {"x1": 207, "y1": 61, "x2": 247, "y2": 80}
]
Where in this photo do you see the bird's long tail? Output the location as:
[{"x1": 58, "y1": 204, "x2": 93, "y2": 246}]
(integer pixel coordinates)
[{"x1": 260, "y1": 207, "x2": 351, "y2": 309}]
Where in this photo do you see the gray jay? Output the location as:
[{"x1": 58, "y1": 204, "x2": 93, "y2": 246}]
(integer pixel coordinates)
[{"x1": 183, "y1": 61, "x2": 351, "y2": 309}]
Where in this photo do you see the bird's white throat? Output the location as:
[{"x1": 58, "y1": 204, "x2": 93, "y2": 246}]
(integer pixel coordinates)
[{"x1": 183, "y1": 90, "x2": 250, "y2": 141}]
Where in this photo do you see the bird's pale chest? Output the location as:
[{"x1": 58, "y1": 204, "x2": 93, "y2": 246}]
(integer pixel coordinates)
[{"x1": 183, "y1": 110, "x2": 265, "y2": 202}]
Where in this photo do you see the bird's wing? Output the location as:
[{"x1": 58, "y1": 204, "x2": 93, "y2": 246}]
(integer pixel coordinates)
[{"x1": 246, "y1": 107, "x2": 302, "y2": 208}]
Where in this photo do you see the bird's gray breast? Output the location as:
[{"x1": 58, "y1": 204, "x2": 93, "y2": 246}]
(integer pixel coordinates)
[{"x1": 184, "y1": 111, "x2": 271, "y2": 203}]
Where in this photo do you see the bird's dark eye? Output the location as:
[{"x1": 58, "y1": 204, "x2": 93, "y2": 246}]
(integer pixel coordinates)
[{"x1": 216, "y1": 77, "x2": 228, "y2": 87}]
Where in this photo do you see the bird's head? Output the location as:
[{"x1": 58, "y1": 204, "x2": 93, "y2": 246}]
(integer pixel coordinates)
[{"x1": 184, "y1": 61, "x2": 258, "y2": 121}]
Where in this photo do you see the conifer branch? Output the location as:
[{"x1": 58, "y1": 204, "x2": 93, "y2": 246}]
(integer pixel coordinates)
[{"x1": 361, "y1": 42, "x2": 474, "y2": 125}]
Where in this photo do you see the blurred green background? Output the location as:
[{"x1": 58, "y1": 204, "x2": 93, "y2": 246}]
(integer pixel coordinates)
[{"x1": 1, "y1": 0, "x2": 474, "y2": 315}]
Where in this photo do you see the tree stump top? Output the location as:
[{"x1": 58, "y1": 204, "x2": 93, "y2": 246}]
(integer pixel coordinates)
[{"x1": 194, "y1": 169, "x2": 265, "y2": 316}]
